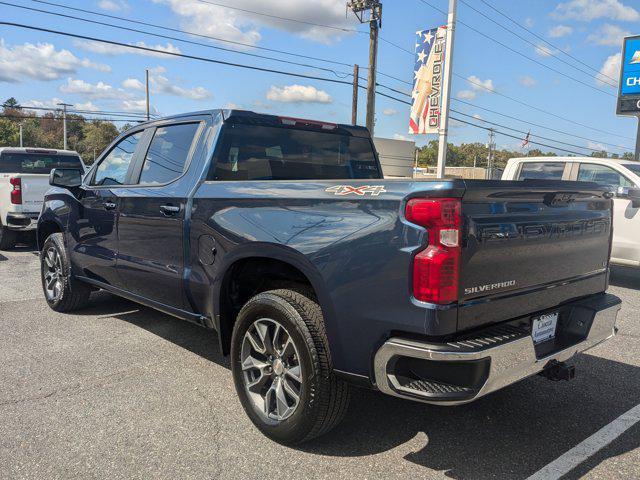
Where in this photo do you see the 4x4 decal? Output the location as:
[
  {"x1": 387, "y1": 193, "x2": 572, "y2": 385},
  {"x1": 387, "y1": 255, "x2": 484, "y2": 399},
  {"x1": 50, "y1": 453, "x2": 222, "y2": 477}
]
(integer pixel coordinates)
[{"x1": 325, "y1": 185, "x2": 387, "y2": 196}]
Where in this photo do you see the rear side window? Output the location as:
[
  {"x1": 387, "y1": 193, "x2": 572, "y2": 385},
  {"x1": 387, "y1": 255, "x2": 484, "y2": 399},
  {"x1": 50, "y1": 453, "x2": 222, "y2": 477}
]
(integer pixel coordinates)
[
  {"x1": 517, "y1": 162, "x2": 565, "y2": 180},
  {"x1": 577, "y1": 163, "x2": 634, "y2": 188},
  {"x1": 0, "y1": 152, "x2": 82, "y2": 174},
  {"x1": 209, "y1": 124, "x2": 381, "y2": 181},
  {"x1": 138, "y1": 123, "x2": 200, "y2": 185},
  {"x1": 92, "y1": 131, "x2": 142, "y2": 186}
]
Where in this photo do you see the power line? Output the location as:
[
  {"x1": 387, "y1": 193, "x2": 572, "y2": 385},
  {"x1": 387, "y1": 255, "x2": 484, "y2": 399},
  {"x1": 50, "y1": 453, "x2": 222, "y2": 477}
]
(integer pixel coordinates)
[
  {"x1": 476, "y1": 0, "x2": 617, "y2": 84},
  {"x1": 452, "y1": 98, "x2": 633, "y2": 151},
  {"x1": 450, "y1": 109, "x2": 615, "y2": 154},
  {"x1": 455, "y1": 73, "x2": 634, "y2": 140},
  {"x1": 0, "y1": 22, "x2": 355, "y2": 88},
  {"x1": 458, "y1": 0, "x2": 617, "y2": 88},
  {"x1": 450, "y1": 115, "x2": 588, "y2": 156},
  {"x1": 4, "y1": 2, "x2": 353, "y2": 79},
  {"x1": 28, "y1": 0, "x2": 354, "y2": 68},
  {"x1": 8, "y1": 104, "x2": 154, "y2": 118},
  {"x1": 371, "y1": 87, "x2": 629, "y2": 155},
  {"x1": 0, "y1": 113, "x2": 145, "y2": 123},
  {"x1": 416, "y1": 0, "x2": 616, "y2": 97}
]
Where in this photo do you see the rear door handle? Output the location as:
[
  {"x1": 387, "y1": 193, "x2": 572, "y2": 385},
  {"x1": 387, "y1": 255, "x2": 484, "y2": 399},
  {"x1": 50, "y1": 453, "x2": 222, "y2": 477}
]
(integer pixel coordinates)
[
  {"x1": 160, "y1": 204, "x2": 181, "y2": 216},
  {"x1": 103, "y1": 202, "x2": 117, "y2": 210}
]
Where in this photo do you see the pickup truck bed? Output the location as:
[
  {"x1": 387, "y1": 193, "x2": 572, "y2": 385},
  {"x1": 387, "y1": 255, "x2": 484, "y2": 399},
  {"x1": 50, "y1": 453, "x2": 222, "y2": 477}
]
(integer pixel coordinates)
[{"x1": 38, "y1": 109, "x2": 621, "y2": 444}]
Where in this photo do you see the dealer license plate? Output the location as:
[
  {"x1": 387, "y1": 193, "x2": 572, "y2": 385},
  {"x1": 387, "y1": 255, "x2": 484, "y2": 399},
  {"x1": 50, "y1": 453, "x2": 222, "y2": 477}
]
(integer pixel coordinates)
[{"x1": 531, "y1": 312, "x2": 558, "y2": 344}]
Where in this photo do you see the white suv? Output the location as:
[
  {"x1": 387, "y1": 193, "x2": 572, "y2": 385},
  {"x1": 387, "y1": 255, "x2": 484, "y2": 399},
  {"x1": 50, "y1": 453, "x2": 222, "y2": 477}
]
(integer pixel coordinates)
[
  {"x1": 503, "y1": 156, "x2": 640, "y2": 268},
  {"x1": 0, "y1": 148, "x2": 85, "y2": 250}
]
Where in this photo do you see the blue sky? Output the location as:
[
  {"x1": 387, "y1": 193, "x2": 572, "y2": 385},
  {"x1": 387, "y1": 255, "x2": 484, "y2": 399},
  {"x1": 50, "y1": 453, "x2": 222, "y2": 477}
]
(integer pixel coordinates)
[{"x1": 1, "y1": 0, "x2": 639, "y2": 156}]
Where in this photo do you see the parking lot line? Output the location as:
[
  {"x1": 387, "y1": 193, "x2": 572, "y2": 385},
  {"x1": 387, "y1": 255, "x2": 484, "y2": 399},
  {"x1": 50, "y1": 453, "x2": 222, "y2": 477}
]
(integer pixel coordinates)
[{"x1": 526, "y1": 403, "x2": 640, "y2": 480}]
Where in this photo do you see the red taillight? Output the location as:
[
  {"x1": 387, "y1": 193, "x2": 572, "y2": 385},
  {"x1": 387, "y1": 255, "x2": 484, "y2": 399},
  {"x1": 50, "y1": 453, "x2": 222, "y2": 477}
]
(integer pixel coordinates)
[
  {"x1": 9, "y1": 177, "x2": 22, "y2": 205},
  {"x1": 405, "y1": 198, "x2": 461, "y2": 304}
]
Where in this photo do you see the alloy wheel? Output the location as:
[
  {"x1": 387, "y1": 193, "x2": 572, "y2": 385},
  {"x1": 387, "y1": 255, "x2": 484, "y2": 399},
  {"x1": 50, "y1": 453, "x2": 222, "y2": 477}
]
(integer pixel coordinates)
[
  {"x1": 240, "y1": 318, "x2": 303, "y2": 421},
  {"x1": 43, "y1": 247, "x2": 63, "y2": 301}
]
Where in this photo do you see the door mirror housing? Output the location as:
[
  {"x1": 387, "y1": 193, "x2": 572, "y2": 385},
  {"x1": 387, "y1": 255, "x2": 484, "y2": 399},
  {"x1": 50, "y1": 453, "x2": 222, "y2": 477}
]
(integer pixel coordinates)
[
  {"x1": 49, "y1": 168, "x2": 83, "y2": 188},
  {"x1": 617, "y1": 186, "x2": 640, "y2": 208}
]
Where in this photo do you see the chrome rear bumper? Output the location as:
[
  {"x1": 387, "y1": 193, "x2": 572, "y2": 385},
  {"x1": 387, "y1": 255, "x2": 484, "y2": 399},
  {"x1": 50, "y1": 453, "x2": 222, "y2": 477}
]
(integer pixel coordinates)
[{"x1": 374, "y1": 294, "x2": 621, "y2": 405}]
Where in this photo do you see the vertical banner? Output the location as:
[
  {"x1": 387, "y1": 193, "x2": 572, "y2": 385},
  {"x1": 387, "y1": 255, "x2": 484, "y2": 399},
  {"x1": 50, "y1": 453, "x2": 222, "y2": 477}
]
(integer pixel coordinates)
[{"x1": 409, "y1": 26, "x2": 447, "y2": 135}]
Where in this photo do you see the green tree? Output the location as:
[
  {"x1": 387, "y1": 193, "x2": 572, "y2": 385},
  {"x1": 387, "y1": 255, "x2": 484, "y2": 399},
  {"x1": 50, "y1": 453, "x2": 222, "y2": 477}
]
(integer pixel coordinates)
[
  {"x1": 79, "y1": 121, "x2": 119, "y2": 164},
  {"x1": 0, "y1": 118, "x2": 19, "y2": 146}
]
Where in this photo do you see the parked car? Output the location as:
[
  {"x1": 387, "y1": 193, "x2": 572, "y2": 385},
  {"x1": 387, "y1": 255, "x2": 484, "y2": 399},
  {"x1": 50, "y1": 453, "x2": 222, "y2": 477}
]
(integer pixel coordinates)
[
  {"x1": 0, "y1": 147, "x2": 85, "y2": 250},
  {"x1": 38, "y1": 110, "x2": 620, "y2": 444},
  {"x1": 503, "y1": 156, "x2": 640, "y2": 268}
]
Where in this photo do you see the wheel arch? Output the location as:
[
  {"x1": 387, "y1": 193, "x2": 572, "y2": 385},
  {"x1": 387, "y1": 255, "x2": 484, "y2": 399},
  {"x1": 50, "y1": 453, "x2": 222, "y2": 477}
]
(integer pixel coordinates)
[
  {"x1": 37, "y1": 219, "x2": 64, "y2": 251},
  {"x1": 215, "y1": 247, "x2": 337, "y2": 357}
]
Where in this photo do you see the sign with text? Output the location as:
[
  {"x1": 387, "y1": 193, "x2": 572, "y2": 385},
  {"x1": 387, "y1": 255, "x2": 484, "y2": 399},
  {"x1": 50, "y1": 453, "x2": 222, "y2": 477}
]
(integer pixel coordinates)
[
  {"x1": 409, "y1": 26, "x2": 447, "y2": 134},
  {"x1": 617, "y1": 35, "x2": 640, "y2": 115}
]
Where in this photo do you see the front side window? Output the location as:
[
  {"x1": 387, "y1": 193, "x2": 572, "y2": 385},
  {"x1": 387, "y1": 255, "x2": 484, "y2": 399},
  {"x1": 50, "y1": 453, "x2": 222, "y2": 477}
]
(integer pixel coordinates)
[
  {"x1": 92, "y1": 131, "x2": 143, "y2": 186},
  {"x1": 209, "y1": 124, "x2": 381, "y2": 181},
  {"x1": 577, "y1": 163, "x2": 634, "y2": 188},
  {"x1": 517, "y1": 162, "x2": 565, "y2": 180},
  {"x1": 138, "y1": 123, "x2": 200, "y2": 185}
]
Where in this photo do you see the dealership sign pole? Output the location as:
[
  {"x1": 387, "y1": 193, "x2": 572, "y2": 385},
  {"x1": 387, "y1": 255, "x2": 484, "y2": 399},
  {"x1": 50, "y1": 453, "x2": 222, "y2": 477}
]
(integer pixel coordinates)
[
  {"x1": 408, "y1": 0, "x2": 456, "y2": 179},
  {"x1": 617, "y1": 35, "x2": 640, "y2": 160}
]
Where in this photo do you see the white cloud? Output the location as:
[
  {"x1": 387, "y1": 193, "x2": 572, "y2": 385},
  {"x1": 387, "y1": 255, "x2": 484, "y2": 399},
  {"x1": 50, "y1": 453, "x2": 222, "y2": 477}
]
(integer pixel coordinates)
[
  {"x1": 587, "y1": 24, "x2": 630, "y2": 47},
  {"x1": 519, "y1": 75, "x2": 537, "y2": 87},
  {"x1": 120, "y1": 99, "x2": 148, "y2": 113},
  {"x1": 472, "y1": 114, "x2": 483, "y2": 121},
  {"x1": 383, "y1": 108, "x2": 398, "y2": 116},
  {"x1": 152, "y1": 0, "x2": 359, "y2": 45},
  {"x1": 74, "y1": 101, "x2": 100, "y2": 112},
  {"x1": 456, "y1": 75, "x2": 494, "y2": 100},
  {"x1": 552, "y1": 0, "x2": 640, "y2": 21},
  {"x1": 73, "y1": 40, "x2": 181, "y2": 58},
  {"x1": 393, "y1": 133, "x2": 409, "y2": 141},
  {"x1": 23, "y1": 98, "x2": 65, "y2": 110},
  {"x1": 151, "y1": 74, "x2": 212, "y2": 100},
  {"x1": 588, "y1": 140, "x2": 607, "y2": 151},
  {"x1": 0, "y1": 40, "x2": 110, "y2": 83},
  {"x1": 549, "y1": 25, "x2": 573, "y2": 38},
  {"x1": 535, "y1": 44, "x2": 556, "y2": 57},
  {"x1": 524, "y1": 18, "x2": 535, "y2": 28},
  {"x1": 224, "y1": 102, "x2": 242, "y2": 109},
  {"x1": 98, "y1": 0, "x2": 129, "y2": 11},
  {"x1": 596, "y1": 53, "x2": 621, "y2": 87},
  {"x1": 122, "y1": 78, "x2": 145, "y2": 91},
  {"x1": 59, "y1": 78, "x2": 131, "y2": 100},
  {"x1": 266, "y1": 84, "x2": 332, "y2": 103}
]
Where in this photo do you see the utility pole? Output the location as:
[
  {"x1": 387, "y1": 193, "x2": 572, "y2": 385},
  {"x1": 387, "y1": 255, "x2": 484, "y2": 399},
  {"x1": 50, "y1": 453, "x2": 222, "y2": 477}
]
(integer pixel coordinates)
[
  {"x1": 352, "y1": 64, "x2": 359, "y2": 125},
  {"x1": 347, "y1": 1, "x2": 382, "y2": 136},
  {"x1": 57, "y1": 102, "x2": 72, "y2": 150},
  {"x1": 19, "y1": 123, "x2": 23, "y2": 148},
  {"x1": 436, "y1": 0, "x2": 458, "y2": 179},
  {"x1": 487, "y1": 128, "x2": 495, "y2": 180},
  {"x1": 145, "y1": 69, "x2": 150, "y2": 121}
]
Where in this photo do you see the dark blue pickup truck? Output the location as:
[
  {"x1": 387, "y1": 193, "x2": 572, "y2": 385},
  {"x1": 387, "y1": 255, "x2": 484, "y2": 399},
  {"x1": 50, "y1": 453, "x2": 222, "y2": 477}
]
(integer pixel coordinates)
[{"x1": 38, "y1": 110, "x2": 621, "y2": 444}]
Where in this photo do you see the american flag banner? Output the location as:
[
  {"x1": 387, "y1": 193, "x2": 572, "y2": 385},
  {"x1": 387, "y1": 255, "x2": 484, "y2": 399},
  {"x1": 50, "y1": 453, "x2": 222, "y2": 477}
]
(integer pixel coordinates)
[{"x1": 409, "y1": 26, "x2": 447, "y2": 135}]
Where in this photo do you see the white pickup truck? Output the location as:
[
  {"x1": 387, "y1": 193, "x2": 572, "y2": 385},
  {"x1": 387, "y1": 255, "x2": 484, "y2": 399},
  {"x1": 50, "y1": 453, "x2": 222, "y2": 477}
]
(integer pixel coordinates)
[
  {"x1": 0, "y1": 148, "x2": 85, "y2": 249},
  {"x1": 502, "y1": 156, "x2": 640, "y2": 267}
]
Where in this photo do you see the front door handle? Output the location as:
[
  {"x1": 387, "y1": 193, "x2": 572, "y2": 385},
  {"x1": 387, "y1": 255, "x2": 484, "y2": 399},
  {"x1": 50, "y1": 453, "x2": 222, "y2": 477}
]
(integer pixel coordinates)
[
  {"x1": 160, "y1": 204, "x2": 181, "y2": 216},
  {"x1": 103, "y1": 202, "x2": 117, "y2": 210}
]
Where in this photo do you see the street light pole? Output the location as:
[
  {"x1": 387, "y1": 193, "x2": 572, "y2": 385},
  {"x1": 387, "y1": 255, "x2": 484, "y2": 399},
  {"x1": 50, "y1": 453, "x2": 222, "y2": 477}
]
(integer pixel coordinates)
[
  {"x1": 19, "y1": 123, "x2": 23, "y2": 148},
  {"x1": 146, "y1": 69, "x2": 150, "y2": 121},
  {"x1": 436, "y1": 0, "x2": 458, "y2": 179},
  {"x1": 57, "y1": 102, "x2": 72, "y2": 150}
]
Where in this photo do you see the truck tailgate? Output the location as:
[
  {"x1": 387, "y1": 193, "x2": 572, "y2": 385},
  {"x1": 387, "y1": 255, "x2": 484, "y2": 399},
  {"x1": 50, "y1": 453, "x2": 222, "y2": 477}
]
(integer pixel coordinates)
[
  {"x1": 458, "y1": 180, "x2": 611, "y2": 331},
  {"x1": 17, "y1": 174, "x2": 50, "y2": 212}
]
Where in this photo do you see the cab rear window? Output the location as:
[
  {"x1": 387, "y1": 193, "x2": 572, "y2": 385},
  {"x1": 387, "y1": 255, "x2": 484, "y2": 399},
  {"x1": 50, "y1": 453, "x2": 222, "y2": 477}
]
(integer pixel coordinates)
[
  {"x1": 209, "y1": 124, "x2": 381, "y2": 181},
  {"x1": 0, "y1": 153, "x2": 83, "y2": 174},
  {"x1": 517, "y1": 162, "x2": 565, "y2": 180}
]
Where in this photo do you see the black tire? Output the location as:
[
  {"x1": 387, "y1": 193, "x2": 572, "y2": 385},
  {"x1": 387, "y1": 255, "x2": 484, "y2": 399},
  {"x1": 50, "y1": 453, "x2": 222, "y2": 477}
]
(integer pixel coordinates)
[
  {"x1": 0, "y1": 226, "x2": 16, "y2": 250},
  {"x1": 40, "y1": 232, "x2": 91, "y2": 312},
  {"x1": 231, "y1": 288, "x2": 350, "y2": 445}
]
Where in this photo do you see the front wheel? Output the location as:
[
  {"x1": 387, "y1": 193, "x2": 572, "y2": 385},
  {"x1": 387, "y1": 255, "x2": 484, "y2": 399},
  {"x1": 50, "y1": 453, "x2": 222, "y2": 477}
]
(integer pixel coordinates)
[
  {"x1": 231, "y1": 289, "x2": 350, "y2": 445},
  {"x1": 41, "y1": 233, "x2": 91, "y2": 312}
]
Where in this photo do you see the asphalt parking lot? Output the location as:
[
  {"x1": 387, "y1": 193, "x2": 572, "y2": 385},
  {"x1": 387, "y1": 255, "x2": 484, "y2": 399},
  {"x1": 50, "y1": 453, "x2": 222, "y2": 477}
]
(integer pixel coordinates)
[{"x1": 0, "y1": 245, "x2": 638, "y2": 480}]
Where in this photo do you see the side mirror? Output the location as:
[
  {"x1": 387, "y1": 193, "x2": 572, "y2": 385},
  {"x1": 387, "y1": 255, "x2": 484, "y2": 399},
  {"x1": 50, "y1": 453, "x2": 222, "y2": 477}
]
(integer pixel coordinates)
[
  {"x1": 49, "y1": 168, "x2": 83, "y2": 188},
  {"x1": 617, "y1": 186, "x2": 640, "y2": 208}
]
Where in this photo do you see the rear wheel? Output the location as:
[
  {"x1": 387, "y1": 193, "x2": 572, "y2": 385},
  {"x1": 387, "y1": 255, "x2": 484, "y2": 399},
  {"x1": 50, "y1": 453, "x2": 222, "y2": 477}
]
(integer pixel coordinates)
[
  {"x1": 41, "y1": 233, "x2": 91, "y2": 312},
  {"x1": 0, "y1": 226, "x2": 16, "y2": 250},
  {"x1": 231, "y1": 288, "x2": 350, "y2": 445}
]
